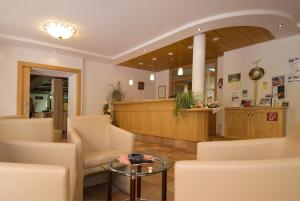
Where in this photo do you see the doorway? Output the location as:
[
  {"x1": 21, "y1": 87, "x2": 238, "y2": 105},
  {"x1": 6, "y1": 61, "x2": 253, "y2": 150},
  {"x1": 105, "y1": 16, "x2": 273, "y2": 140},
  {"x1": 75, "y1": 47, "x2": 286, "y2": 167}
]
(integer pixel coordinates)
[{"x1": 17, "y1": 61, "x2": 82, "y2": 121}]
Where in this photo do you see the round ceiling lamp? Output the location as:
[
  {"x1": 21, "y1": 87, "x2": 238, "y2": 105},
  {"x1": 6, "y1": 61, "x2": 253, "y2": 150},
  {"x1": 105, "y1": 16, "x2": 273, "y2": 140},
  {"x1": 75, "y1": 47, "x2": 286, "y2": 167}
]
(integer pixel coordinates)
[{"x1": 43, "y1": 22, "x2": 77, "y2": 40}]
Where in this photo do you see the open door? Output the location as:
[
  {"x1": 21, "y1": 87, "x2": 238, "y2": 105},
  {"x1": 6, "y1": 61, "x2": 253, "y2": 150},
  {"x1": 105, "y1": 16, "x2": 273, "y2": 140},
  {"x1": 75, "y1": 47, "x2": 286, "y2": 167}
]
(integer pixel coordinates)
[
  {"x1": 17, "y1": 61, "x2": 82, "y2": 119},
  {"x1": 17, "y1": 65, "x2": 31, "y2": 118}
]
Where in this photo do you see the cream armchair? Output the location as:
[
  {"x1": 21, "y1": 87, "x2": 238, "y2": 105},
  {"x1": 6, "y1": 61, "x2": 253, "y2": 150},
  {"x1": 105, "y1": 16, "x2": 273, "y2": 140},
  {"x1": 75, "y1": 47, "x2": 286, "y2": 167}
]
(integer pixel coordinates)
[
  {"x1": 0, "y1": 140, "x2": 77, "y2": 201},
  {"x1": 175, "y1": 124, "x2": 300, "y2": 201},
  {"x1": 68, "y1": 115, "x2": 135, "y2": 201},
  {"x1": 0, "y1": 118, "x2": 61, "y2": 142}
]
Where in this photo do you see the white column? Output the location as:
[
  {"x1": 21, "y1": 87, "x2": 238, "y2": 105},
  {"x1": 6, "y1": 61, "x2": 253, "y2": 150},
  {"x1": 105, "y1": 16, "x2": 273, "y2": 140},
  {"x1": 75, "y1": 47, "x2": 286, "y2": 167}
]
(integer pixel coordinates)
[{"x1": 192, "y1": 33, "x2": 206, "y2": 96}]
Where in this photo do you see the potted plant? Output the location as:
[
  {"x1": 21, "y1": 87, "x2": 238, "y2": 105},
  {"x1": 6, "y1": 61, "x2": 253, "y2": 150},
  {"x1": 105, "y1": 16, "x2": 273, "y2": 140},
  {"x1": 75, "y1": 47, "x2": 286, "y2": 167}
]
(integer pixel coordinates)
[
  {"x1": 108, "y1": 81, "x2": 124, "y2": 103},
  {"x1": 173, "y1": 91, "x2": 197, "y2": 116}
]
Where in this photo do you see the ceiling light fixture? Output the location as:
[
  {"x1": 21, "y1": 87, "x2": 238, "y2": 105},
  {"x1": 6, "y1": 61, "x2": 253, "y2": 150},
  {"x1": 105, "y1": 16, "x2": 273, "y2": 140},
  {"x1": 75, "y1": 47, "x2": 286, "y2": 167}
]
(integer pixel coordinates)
[
  {"x1": 197, "y1": 28, "x2": 201, "y2": 31},
  {"x1": 277, "y1": 24, "x2": 284, "y2": 28},
  {"x1": 168, "y1": 52, "x2": 174, "y2": 56},
  {"x1": 143, "y1": 49, "x2": 147, "y2": 52},
  {"x1": 150, "y1": 73, "x2": 155, "y2": 81},
  {"x1": 209, "y1": 68, "x2": 216, "y2": 72},
  {"x1": 150, "y1": 61, "x2": 155, "y2": 81},
  {"x1": 43, "y1": 22, "x2": 77, "y2": 40},
  {"x1": 187, "y1": 45, "x2": 193, "y2": 50},
  {"x1": 139, "y1": 62, "x2": 143, "y2": 65},
  {"x1": 152, "y1": 57, "x2": 157, "y2": 61},
  {"x1": 129, "y1": 79, "x2": 134, "y2": 85},
  {"x1": 178, "y1": 43, "x2": 183, "y2": 76},
  {"x1": 212, "y1": 37, "x2": 220, "y2": 42}
]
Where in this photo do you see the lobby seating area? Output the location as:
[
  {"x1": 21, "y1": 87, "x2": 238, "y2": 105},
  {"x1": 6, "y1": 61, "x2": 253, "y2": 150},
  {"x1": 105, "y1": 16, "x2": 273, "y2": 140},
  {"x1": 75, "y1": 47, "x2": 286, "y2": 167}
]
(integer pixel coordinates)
[{"x1": 1, "y1": 1, "x2": 300, "y2": 200}]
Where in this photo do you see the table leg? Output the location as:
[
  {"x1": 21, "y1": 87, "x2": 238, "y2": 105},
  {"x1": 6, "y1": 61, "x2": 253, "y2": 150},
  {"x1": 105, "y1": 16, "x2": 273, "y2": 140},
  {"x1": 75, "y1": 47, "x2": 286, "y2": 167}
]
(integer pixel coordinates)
[
  {"x1": 107, "y1": 170, "x2": 113, "y2": 201},
  {"x1": 137, "y1": 165, "x2": 142, "y2": 199},
  {"x1": 162, "y1": 169, "x2": 167, "y2": 201},
  {"x1": 130, "y1": 173, "x2": 136, "y2": 201}
]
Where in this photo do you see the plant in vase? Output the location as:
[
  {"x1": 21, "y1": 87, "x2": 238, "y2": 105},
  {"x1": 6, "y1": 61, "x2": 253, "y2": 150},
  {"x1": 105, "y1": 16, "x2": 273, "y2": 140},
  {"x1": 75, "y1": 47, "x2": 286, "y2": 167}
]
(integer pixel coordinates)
[
  {"x1": 108, "y1": 81, "x2": 125, "y2": 103},
  {"x1": 173, "y1": 91, "x2": 197, "y2": 117},
  {"x1": 107, "y1": 81, "x2": 125, "y2": 123}
]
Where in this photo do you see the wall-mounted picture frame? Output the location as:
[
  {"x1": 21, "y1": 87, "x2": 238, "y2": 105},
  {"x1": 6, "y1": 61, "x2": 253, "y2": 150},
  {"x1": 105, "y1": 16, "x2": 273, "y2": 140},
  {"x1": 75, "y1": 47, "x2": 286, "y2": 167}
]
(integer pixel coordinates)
[
  {"x1": 138, "y1": 81, "x2": 144, "y2": 90},
  {"x1": 158, "y1": 85, "x2": 166, "y2": 99}
]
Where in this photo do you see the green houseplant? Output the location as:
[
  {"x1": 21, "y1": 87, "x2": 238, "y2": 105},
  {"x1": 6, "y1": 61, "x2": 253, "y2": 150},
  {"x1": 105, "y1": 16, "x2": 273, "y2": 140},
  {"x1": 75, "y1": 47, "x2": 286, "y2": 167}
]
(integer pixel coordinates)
[
  {"x1": 108, "y1": 81, "x2": 124, "y2": 103},
  {"x1": 173, "y1": 91, "x2": 196, "y2": 116}
]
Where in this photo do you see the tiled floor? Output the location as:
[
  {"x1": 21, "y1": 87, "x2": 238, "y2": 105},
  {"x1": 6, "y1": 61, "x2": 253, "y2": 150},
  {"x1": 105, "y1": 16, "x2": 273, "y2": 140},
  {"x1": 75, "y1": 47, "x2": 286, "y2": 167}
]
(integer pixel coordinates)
[{"x1": 83, "y1": 140, "x2": 197, "y2": 201}]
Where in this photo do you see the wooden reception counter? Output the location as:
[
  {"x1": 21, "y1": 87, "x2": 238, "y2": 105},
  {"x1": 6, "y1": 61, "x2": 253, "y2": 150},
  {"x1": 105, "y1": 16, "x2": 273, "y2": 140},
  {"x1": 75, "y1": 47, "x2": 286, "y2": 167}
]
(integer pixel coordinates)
[{"x1": 113, "y1": 99, "x2": 214, "y2": 141}]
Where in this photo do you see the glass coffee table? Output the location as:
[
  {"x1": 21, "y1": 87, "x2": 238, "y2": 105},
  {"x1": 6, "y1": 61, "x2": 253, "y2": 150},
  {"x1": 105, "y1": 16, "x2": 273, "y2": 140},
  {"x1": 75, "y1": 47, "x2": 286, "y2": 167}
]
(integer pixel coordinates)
[{"x1": 104, "y1": 153, "x2": 173, "y2": 201}]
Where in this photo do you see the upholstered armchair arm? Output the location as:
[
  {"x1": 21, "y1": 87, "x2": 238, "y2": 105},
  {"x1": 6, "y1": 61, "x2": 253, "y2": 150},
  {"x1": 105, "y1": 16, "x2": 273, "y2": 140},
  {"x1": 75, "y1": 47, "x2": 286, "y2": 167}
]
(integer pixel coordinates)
[
  {"x1": 197, "y1": 138, "x2": 285, "y2": 161},
  {"x1": 67, "y1": 127, "x2": 84, "y2": 201},
  {"x1": 0, "y1": 162, "x2": 69, "y2": 201},
  {"x1": 1, "y1": 140, "x2": 76, "y2": 167},
  {"x1": 108, "y1": 125, "x2": 135, "y2": 153},
  {"x1": 175, "y1": 158, "x2": 300, "y2": 201}
]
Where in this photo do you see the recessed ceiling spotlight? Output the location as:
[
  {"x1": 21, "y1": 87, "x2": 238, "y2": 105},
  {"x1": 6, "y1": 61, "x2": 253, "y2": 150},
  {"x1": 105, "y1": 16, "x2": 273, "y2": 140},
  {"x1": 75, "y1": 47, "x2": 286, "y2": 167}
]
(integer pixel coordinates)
[
  {"x1": 212, "y1": 37, "x2": 220, "y2": 42},
  {"x1": 197, "y1": 28, "x2": 201, "y2": 31},
  {"x1": 187, "y1": 45, "x2": 193, "y2": 50},
  {"x1": 277, "y1": 24, "x2": 284, "y2": 28},
  {"x1": 43, "y1": 22, "x2": 77, "y2": 40},
  {"x1": 152, "y1": 57, "x2": 157, "y2": 61},
  {"x1": 168, "y1": 52, "x2": 174, "y2": 56},
  {"x1": 139, "y1": 62, "x2": 143, "y2": 65},
  {"x1": 143, "y1": 49, "x2": 147, "y2": 52}
]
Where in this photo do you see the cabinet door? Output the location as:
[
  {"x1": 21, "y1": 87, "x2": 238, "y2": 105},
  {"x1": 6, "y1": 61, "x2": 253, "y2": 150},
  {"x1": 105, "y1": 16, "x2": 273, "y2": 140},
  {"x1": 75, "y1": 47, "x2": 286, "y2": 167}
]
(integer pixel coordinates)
[
  {"x1": 225, "y1": 110, "x2": 251, "y2": 139},
  {"x1": 250, "y1": 109, "x2": 284, "y2": 138}
]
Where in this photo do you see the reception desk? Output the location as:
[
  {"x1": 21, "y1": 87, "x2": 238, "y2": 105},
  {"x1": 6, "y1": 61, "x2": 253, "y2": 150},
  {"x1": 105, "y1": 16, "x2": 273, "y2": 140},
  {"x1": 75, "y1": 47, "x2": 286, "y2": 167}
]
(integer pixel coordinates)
[{"x1": 113, "y1": 99, "x2": 215, "y2": 142}]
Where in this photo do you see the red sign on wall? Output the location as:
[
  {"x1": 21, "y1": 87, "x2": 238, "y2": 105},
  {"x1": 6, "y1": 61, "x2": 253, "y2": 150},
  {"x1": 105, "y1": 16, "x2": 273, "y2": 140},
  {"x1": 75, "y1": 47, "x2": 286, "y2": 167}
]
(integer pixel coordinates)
[{"x1": 267, "y1": 112, "x2": 278, "y2": 121}]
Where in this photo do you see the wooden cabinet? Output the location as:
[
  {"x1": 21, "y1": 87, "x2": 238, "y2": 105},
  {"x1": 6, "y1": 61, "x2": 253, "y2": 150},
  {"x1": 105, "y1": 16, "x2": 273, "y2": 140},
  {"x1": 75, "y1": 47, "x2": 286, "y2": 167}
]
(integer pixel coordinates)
[{"x1": 225, "y1": 107, "x2": 286, "y2": 139}]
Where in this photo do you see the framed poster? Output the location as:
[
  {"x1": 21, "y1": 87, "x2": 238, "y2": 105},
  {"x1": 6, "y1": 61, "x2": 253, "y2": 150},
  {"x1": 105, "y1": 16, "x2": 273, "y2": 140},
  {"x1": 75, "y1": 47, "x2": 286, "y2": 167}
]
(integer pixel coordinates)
[
  {"x1": 158, "y1": 85, "x2": 166, "y2": 99},
  {"x1": 228, "y1": 73, "x2": 241, "y2": 90},
  {"x1": 272, "y1": 75, "x2": 285, "y2": 99}
]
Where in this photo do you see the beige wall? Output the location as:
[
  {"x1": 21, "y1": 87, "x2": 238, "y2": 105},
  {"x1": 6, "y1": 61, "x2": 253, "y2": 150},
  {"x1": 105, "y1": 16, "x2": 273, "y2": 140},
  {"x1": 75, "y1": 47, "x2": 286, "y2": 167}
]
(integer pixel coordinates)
[
  {"x1": 0, "y1": 43, "x2": 156, "y2": 116},
  {"x1": 155, "y1": 70, "x2": 170, "y2": 99},
  {"x1": 0, "y1": 43, "x2": 83, "y2": 115},
  {"x1": 221, "y1": 35, "x2": 300, "y2": 134},
  {"x1": 83, "y1": 60, "x2": 156, "y2": 115}
]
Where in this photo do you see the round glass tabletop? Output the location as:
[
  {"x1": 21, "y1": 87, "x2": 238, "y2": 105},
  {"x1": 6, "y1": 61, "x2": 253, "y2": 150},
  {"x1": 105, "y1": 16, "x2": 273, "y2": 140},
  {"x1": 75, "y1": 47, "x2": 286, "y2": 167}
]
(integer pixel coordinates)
[{"x1": 105, "y1": 153, "x2": 174, "y2": 177}]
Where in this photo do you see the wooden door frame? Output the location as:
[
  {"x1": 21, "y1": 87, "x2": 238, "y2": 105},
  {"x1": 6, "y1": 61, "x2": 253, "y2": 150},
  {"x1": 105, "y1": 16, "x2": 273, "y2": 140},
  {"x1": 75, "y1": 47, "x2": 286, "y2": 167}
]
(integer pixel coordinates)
[{"x1": 17, "y1": 61, "x2": 82, "y2": 116}]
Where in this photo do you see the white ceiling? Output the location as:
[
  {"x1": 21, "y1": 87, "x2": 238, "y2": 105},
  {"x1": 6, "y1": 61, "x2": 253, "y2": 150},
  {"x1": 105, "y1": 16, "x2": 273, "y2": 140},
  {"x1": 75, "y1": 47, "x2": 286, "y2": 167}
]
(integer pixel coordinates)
[{"x1": 0, "y1": 0, "x2": 299, "y2": 63}]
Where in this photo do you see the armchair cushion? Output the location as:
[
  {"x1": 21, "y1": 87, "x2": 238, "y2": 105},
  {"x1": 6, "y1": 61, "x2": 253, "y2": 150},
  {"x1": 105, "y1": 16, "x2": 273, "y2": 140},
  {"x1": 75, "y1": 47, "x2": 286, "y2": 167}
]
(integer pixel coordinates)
[{"x1": 83, "y1": 148, "x2": 122, "y2": 169}]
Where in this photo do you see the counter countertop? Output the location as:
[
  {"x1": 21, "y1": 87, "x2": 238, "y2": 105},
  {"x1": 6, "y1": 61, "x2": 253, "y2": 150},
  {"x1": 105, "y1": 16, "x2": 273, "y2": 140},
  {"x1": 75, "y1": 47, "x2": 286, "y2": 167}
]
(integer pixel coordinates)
[
  {"x1": 114, "y1": 99, "x2": 174, "y2": 104},
  {"x1": 225, "y1": 106, "x2": 286, "y2": 109}
]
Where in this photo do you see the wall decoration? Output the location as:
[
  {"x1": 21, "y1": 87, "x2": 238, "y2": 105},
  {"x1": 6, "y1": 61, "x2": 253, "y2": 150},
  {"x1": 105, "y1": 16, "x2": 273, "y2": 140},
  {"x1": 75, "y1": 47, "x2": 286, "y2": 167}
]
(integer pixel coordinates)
[
  {"x1": 267, "y1": 112, "x2": 278, "y2": 121},
  {"x1": 230, "y1": 91, "x2": 240, "y2": 107},
  {"x1": 138, "y1": 81, "x2": 144, "y2": 90},
  {"x1": 288, "y1": 58, "x2": 300, "y2": 83},
  {"x1": 228, "y1": 73, "x2": 241, "y2": 90},
  {"x1": 242, "y1": 89, "x2": 248, "y2": 97},
  {"x1": 249, "y1": 66, "x2": 265, "y2": 80},
  {"x1": 262, "y1": 81, "x2": 268, "y2": 91},
  {"x1": 218, "y1": 78, "x2": 223, "y2": 89},
  {"x1": 272, "y1": 75, "x2": 285, "y2": 99},
  {"x1": 241, "y1": 99, "x2": 252, "y2": 107},
  {"x1": 158, "y1": 85, "x2": 166, "y2": 99},
  {"x1": 249, "y1": 60, "x2": 265, "y2": 106}
]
